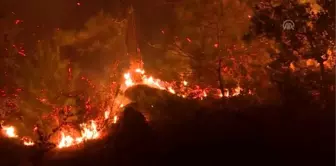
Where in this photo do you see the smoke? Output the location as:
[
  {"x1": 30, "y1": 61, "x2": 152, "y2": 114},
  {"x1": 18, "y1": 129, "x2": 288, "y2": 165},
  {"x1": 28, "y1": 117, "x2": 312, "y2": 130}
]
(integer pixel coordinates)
[{"x1": 54, "y1": 11, "x2": 129, "y2": 78}]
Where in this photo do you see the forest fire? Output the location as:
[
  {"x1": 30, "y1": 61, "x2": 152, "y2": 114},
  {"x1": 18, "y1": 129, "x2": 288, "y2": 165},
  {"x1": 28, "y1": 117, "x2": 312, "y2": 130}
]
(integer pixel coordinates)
[
  {"x1": 0, "y1": 0, "x2": 333, "y2": 164},
  {"x1": 0, "y1": 67, "x2": 245, "y2": 149}
]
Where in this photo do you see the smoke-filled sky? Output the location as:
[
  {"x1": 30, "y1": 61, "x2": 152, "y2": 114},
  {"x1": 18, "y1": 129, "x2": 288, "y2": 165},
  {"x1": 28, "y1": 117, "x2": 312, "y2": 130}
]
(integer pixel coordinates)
[
  {"x1": 0, "y1": 0, "x2": 175, "y2": 54},
  {"x1": 1, "y1": 0, "x2": 122, "y2": 28}
]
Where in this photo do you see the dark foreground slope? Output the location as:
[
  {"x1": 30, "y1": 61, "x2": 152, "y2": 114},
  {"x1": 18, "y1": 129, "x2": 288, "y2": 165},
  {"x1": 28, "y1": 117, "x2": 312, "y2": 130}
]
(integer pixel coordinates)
[{"x1": 0, "y1": 86, "x2": 334, "y2": 166}]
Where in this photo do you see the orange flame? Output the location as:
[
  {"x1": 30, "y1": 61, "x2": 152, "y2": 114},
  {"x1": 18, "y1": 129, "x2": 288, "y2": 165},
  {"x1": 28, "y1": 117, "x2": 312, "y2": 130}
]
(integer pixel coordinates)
[
  {"x1": 57, "y1": 120, "x2": 100, "y2": 148},
  {"x1": 104, "y1": 111, "x2": 110, "y2": 120},
  {"x1": 104, "y1": 107, "x2": 111, "y2": 120},
  {"x1": 58, "y1": 133, "x2": 75, "y2": 148},
  {"x1": 22, "y1": 137, "x2": 35, "y2": 146},
  {"x1": 113, "y1": 115, "x2": 118, "y2": 124},
  {"x1": 123, "y1": 68, "x2": 244, "y2": 98},
  {"x1": 2, "y1": 126, "x2": 18, "y2": 138},
  {"x1": 183, "y1": 81, "x2": 188, "y2": 86},
  {"x1": 80, "y1": 120, "x2": 99, "y2": 140}
]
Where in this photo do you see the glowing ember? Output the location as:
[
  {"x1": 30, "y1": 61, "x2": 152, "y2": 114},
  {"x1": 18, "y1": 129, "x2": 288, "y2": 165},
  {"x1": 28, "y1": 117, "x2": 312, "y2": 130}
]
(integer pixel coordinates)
[{"x1": 2, "y1": 126, "x2": 18, "y2": 138}]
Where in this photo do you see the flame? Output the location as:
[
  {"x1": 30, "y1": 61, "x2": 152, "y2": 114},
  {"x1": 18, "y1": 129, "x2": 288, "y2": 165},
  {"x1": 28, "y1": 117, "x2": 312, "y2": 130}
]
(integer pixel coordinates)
[
  {"x1": 22, "y1": 137, "x2": 35, "y2": 146},
  {"x1": 232, "y1": 86, "x2": 242, "y2": 96},
  {"x1": 2, "y1": 126, "x2": 18, "y2": 138},
  {"x1": 104, "y1": 111, "x2": 110, "y2": 120},
  {"x1": 57, "y1": 120, "x2": 100, "y2": 148},
  {"x1": 80, "y1": 120, "x2": 99, "y2": 140},
  {"x1": 168, "y1": 87, "x2": 176, "y2": 94},
  {"x1": 203, "y1": 91, "x2": 207, "y2": 97},
  {"x1": 183, "y1": 81, "x2": 188, "y2": 86},
  {"x1": 58, "y1": 133, "x2": 75, "y2": 148},
  {"x1": 123, "y1": 68, "x2": 245, "y2": 99},
  {"x1": 104, "y1": 107, "x2": 110, "y2": 120},
  {"x1": 124, "y1": 73, "x2": 134, "y2": 87},
  {"x1": 113, "y1": 115, "x2": 118, "y2": 124},
  {"x1": 23, "y1": 140, "x2": 35, "y2": 146}
]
